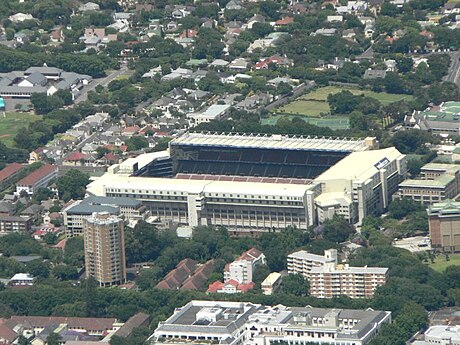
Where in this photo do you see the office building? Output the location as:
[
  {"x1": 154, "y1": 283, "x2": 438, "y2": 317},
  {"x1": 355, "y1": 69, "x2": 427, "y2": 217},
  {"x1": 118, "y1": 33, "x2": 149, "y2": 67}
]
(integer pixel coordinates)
[
  {"x1": 15, "y1": 164, "x2": 58, "y2": 196},
  {"x1": 287, "y1": 249, "x2": 338, "y2": 277},
  {"x1": 309, "y1": 263, "x2": 388, "y2": 299},
  {"x1": 428, "y1": 200, "x2": 460, "y2": 252},
  {"x1": 63, "y1": 196, "x2": 148, "y2": 237},
  {"x1": 83, "y1": 212, "x2": 126, "y2": 286},
  {"x1": 398, "y1": 163, "x2": 460, "y2": 205},
  {"x1": 314, "y1": 147, "x2": 407, "y2": 223},
  {"x1": 147, "y1": 300, "x2": 391, "y2": 345}
]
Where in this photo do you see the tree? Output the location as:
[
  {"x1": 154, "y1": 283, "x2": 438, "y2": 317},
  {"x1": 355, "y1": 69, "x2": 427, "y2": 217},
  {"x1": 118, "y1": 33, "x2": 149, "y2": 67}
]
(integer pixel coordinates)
[
  {"x1": 56, "y1": 169, "x2": 90, "y2": 202},
  {"x1": 389, "y1": 198, "x2": 424, "y2": 219},
  {"x1": 322, "y1": 215, "x2": 355, "y2": 243},
  {"x1": 282, "y1": 274, "x2": 309, "y2": 296},
  {"x1": 46, "y1": 332, "x2": 62, "y2": 345},
  {"x1": 125, "y1": 136, "x2": 149, "y2": 151}
]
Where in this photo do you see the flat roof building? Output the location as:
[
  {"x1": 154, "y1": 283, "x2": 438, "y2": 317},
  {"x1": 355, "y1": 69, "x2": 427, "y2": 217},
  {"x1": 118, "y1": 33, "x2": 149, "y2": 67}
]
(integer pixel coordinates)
[
  {"x1": 398, "y1": 163, "x2": 460, "y2": 205},
  {"x1": 309, "y1": 263, "x2": 388, "y2": 299},
  {"x1": 315, "y1": 147, "x2": 407, "y2": 223},
  {"x1": 147, "y1": 300, "x2": 391, "y2": 345},
  {"x1": 428, "y1": 200, "x2": 460, "y2": 252},
  {"x1": 63, "y1": 196, "x2": 147, "y2": 237}
]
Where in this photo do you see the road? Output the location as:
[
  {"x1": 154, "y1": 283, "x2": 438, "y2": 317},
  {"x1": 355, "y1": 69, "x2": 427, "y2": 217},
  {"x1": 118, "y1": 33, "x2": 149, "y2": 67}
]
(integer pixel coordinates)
[
  {"x1": 445, "y1": 50, "x2": 460, "y2": 86},
  {"x1": 74, "y1": 63, "x2": 133, "y2": 104}
]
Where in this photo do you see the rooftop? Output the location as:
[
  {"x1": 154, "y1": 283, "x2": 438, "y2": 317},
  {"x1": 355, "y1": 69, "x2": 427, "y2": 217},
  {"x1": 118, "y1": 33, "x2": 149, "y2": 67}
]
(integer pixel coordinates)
[
  {"x1": 171, "y1": 132, "x2": 374, "y2": 152},
  {"x1": 17, "y1": 164, "x2": 57, "y2": 186}
]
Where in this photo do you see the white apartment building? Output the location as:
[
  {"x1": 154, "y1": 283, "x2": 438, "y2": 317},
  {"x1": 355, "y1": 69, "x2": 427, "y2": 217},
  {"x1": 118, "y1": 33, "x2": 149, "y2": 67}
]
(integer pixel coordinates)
[
  {"x1": 315, "y1": 147, "x2": 407, "y2": 223},
  {"x1": 86, "y1": 173, "x2": 320, "y2": 232},
  {"x1": 223, "y1": 247, "x2": 266, "y2": 284},
  {"x1": 147, "y1": 300, "x2": 391, "y2": 345},
  {"x1": 287, "y1": 249, "x2": 338, "y2": 277},
  {"x1": 309, "y1": 263, "x2": 388, "y2": 299}
]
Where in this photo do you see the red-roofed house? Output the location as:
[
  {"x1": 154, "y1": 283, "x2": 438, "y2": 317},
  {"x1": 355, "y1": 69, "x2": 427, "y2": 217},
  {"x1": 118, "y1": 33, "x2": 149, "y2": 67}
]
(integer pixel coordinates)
[
  {"x1": 255, "y1": 56, "x2": 293, "y2": 70},
  {"x1": 122, "y1": 126, "x2": 140, "y2": 137},
  {"x1": 63, "y1": 152, "x2": 95, "y2": 166},
  {"x1": 207, "y1": 279, "x2": 255, "y2": 294},
  {"x1": 0, "y1": 163, "x2": 24, "y2": 191},
  {"x1": 15, "y1": 164, "x2": 58, "y2": 196},
  {"x1": 0, "y1": 320, "x2": 18, "y2": 345},
  {"x1": 275, "y1": 16, "x2": 294, "y2": 27}
]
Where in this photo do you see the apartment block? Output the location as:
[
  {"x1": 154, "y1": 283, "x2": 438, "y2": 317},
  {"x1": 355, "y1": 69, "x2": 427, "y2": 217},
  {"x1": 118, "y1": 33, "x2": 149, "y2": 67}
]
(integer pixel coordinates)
[
  {"x1": 397, "y1": 163, "x2": 460, "y2": 205},
  {"x1": 287, "y1": 249, "x2": 338, "y2": 277},
  {"x1": 83, "y1": 212, "x2": 126, "y2": 286},
  {"x1": 309, "y1": 263, "x2": 388, "y2": 299},
  {"x1": 15, "y1": 164, "x2": 58, "y2": 196},
  {"x1": 147, "y1": 300, "x2": 391, "y2": 345},
  {"x1": 428, "y1": 200, "x2": 460, "y2": 252},
  {"x1": 0, "y1": 216, "x2": 31, "y2": 233}
]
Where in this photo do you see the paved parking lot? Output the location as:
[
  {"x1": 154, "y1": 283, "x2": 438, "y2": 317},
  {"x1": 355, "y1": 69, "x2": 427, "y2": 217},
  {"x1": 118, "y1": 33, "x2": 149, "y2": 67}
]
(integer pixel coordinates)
[{"x1": 393, "y1": 236, "x2": 431, "y2": 252}]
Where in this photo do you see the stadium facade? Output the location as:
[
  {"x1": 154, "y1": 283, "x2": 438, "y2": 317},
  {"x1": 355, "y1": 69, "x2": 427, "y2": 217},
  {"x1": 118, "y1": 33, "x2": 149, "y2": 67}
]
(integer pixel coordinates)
[{"x1": 86, "y1": 133, "x2": 407, "y2": 233}]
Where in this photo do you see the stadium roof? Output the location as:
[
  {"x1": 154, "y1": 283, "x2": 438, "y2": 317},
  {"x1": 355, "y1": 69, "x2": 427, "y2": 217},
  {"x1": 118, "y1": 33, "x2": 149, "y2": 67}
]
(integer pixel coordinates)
[
  {"x1": 170, "y1": 132, "x2": 373, "y2": 152},
  {"x1": 87, "y1": 173, "x2": 315, "y2": 198}
]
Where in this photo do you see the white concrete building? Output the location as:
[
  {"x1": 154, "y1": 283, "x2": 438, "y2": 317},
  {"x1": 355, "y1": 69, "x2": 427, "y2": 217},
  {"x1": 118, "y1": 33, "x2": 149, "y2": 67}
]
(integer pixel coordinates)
[
  {"x1": 287, "y1": 249, "x2": 338, "y2": 277},
  {"x1": 315, "y1": 147, "x2": 407, "y2": 223},
  {"x1": 413, "y1": 325, "x2": 460, "y2": 345},
  {"x1": 86, "y1": 173, "x2": 320, "y2": 232},
  {"x1": 309, "y1": 263, "x2": 388, "y2": 299},
  {"x1": 147, "y1": 300, "x2": 391, "y2": 345}
]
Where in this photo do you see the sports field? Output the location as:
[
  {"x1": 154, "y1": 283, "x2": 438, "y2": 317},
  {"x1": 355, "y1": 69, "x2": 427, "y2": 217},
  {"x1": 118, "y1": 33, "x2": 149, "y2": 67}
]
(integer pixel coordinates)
[
  {"x1": 427, "y1": 254, "x2": 460, "y2": 272},
  {"x1": 0, "y1": 112, "x2": 42, "y2": 147},
  {"x1": 261, "y1": 115, "x2": 350, "y2": 130},
  {"x1": 274, "y1": 86, "x2": 414, "y2": 119}
]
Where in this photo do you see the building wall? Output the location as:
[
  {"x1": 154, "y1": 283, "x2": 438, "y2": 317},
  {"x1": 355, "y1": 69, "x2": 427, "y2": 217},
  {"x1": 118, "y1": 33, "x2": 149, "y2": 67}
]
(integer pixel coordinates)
[
  {"x1": 429, "y1": 214, "x2": 460, "y2": 252},
  {"x1": 84, "y1": 214, "x2": 126, "y2": 286}
]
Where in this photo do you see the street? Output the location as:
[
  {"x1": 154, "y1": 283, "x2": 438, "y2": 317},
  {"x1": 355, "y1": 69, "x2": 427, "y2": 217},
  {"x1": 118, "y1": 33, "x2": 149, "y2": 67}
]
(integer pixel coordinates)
[{"x1": 74, "y1": 62, "x2": 133, "y2": 104}]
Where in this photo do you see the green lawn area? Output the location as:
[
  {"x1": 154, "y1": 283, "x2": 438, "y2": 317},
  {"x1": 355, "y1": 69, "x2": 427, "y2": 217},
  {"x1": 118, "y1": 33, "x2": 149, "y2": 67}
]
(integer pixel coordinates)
[
  {"x1": 261, "y1": 114, "x2": 349, "y2": 130},
  {"x1": 299, "y1": 85, "x2": 413, "y2": 105},
  {"x1": 278, "y1": 100, "x2": 330, "y2": 117},
  {"x1": 427, "y1": 254, "x2": 460, "y2": 272},
  {"x1": 0, "y1": 112, "x2": 42, "y2": 147}
]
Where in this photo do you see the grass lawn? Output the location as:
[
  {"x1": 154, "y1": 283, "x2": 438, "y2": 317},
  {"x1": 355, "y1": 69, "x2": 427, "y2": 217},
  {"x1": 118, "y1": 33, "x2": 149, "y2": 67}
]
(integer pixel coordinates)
[
  {"x1": 427, "y1": 254, "x2": 460, "y2": 272},
  {"x1": 261, "y1": 115, "x2": 349, "y2": 130},
  {"x1": 278, "y1": 100, "x2": 330, "y2": 117},
  {"x1": 299, "y1": 86, "x2": 413, "y2": 105},
  {"x1": 0, "y1": 112, "x2": 42, "y2": 147}
]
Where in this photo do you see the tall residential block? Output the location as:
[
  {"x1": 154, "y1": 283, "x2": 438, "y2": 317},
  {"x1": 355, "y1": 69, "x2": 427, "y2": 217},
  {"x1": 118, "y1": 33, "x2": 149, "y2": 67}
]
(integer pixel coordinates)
[{"x1": 84, "y1": 212, "x2": 126, "y2": 286}]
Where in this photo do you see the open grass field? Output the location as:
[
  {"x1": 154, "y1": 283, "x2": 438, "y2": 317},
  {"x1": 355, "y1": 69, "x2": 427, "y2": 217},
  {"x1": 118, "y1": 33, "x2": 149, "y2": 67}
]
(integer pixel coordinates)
[
  {"x1": 299, "y1": 86, "x2": 414, "y2": 105},
  {"x1": 261, "y1": 115, "x2": 350, "y2": 130},
  {"x1": 272, "y1": 86, "x2": 414, "y2": 121},
  {"x1": 0, "y1": 112, "x2": 41, "y2": 147},
  {"x1": 427, "y1": 254, "x2": 460, "y2": 272}
]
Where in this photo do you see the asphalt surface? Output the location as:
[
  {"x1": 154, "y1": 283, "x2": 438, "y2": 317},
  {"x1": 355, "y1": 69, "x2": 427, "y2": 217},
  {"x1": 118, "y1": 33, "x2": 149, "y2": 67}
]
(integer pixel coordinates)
[{"x1": 75, "y1": 63, "x2": 132, "y2": 104}]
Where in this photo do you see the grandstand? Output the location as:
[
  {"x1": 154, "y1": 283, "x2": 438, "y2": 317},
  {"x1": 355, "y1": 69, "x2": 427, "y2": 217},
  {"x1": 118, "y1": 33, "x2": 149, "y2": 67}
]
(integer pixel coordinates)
[{"x1": 169, "y1": 133, "x2": 378, "y2": 179}]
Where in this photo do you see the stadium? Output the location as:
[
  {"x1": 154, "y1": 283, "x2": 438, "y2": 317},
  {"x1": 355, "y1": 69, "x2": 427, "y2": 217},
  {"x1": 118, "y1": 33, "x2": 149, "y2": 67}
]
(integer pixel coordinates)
[{"x1": 86, "y1": 133, "x2": 407, "y2": 234}]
